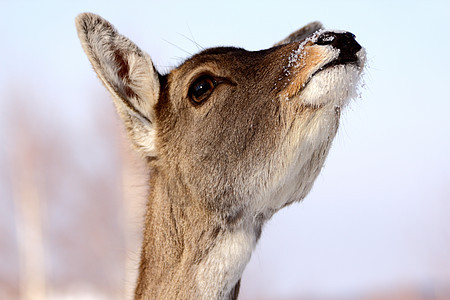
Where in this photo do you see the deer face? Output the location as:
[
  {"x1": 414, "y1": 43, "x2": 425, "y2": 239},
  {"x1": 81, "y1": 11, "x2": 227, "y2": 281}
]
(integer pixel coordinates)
[{"x1": 76, "y1": 13, "x2": 365, "y2": 224}]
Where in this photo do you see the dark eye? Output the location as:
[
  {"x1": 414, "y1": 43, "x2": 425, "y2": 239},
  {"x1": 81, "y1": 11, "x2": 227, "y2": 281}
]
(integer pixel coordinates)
[{"x1": 188, "y1": 75, "x2": 217, "y2": 104}]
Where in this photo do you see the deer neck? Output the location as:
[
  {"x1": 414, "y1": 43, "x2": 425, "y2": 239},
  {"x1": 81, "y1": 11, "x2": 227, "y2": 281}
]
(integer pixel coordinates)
[{"x1": 134, "y1": 167, "x2": 259, "y2": 300}]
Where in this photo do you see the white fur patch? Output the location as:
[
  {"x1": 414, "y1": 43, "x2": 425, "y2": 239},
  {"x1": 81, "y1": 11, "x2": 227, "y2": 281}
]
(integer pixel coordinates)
[
  {"x1": 301, "y1": 47, "x2": 366, "y2": 108},
  {"x1": 301, "y1": 63, "x2": 360, "y2": 107},
  {"x1": 195, "y1": 227, "x2": 256, "y2": 299}
]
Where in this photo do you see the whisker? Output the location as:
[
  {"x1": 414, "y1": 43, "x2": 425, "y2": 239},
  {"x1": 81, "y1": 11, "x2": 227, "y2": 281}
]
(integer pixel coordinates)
[
  {"x1": 185, "y1": 23, "x2": 204, "y2": 50},
  {"x1": 178, "y1": 32, "x2": 204, "y2": 51},
  {"x1": 162, "y1": 38, "x2": 193, "y2": 56}
]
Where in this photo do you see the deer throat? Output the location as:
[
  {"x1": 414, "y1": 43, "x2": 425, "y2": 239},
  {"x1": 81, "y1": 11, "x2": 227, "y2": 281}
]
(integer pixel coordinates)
[{"x1": 255, "y1": 105, "x2": 340, "y2": 213}]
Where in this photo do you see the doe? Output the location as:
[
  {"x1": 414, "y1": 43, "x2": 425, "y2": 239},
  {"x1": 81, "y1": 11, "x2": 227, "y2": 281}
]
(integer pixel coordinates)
[{"x1": 76, "y1": 13, "x2": 365, "y2": 300}]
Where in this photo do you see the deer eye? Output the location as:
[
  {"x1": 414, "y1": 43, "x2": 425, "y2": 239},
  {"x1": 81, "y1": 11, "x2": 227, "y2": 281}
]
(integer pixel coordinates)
[{"x1": 188, "y1": 75, "x2": 217, "y2": 104}]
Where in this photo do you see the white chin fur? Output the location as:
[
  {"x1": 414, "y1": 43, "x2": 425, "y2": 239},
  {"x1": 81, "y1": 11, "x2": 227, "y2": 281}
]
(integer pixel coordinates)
[{"x1": 300, "y1": 49, "x2": 366, "y2": 108}]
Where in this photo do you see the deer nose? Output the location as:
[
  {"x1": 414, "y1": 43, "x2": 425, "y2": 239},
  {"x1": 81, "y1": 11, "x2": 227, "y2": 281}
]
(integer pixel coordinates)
[
  {"x1": 316, "y1": 32, "x2": 362, "y2": 56},
  {"x1": 316, "y1": 31, "x2": 362, "y2": 64}
]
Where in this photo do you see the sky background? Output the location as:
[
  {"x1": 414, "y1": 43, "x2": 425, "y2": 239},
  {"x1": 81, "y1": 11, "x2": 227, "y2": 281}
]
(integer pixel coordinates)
[{"x1": 1, "y1": 0, "x2": 450, "y2": 299}]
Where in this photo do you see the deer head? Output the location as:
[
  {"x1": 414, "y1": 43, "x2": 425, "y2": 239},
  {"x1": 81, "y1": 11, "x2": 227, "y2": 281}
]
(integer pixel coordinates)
[{"x1": 76, "y1": 13, "x2": 365, "y2": 300}]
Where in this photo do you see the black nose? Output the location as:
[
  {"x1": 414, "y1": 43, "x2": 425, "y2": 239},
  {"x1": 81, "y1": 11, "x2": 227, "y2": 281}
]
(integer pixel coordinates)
[{"x1": 316, "y1": 32, "x2": 362, "y2": 62}]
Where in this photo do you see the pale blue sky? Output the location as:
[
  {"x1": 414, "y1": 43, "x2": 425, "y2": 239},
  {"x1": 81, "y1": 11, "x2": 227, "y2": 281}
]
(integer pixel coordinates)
[{"x1": 1, "y1": 0, "x2": 450, "y2": 299}]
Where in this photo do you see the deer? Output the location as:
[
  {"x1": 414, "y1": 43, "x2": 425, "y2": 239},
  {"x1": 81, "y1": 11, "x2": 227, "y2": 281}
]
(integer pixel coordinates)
[{"x1": 75, "y1": 12, "x2": 365, "y2": 300}]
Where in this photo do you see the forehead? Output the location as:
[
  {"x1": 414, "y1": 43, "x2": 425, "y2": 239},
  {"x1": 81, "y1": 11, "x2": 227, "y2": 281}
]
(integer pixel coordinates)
[
  {"x1": 171, "y1": 45, "x2": 288, "y2": 80},
  {"x1": 176, "y1": 47, "x2": 251, "y2": 74},
  {"x1": 196, "y1": 46, "x2": 246, "y2": 56}
]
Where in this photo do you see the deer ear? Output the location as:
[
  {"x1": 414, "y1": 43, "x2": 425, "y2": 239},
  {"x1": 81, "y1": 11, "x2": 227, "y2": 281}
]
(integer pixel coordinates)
[
  {"x1": 76, "y1": 12, "x2": 159, "y2": 157},
  {"x1": 274, "y1": 21, "x2": 323, "y2": 46}
]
